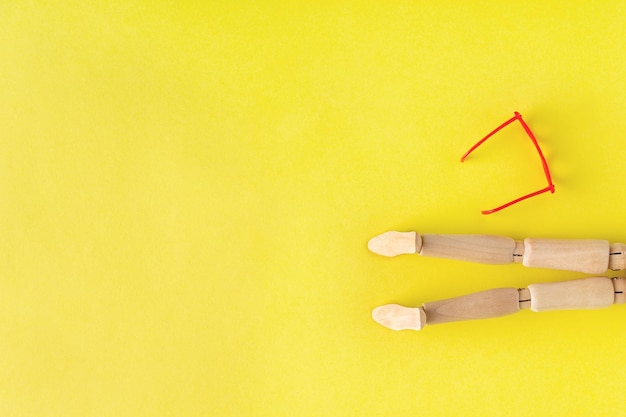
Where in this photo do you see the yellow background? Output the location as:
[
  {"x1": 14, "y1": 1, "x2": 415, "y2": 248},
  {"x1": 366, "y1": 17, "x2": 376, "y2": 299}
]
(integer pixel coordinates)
[{"x1": 2, "y1": 1, "x2": 626, "y2": 416}]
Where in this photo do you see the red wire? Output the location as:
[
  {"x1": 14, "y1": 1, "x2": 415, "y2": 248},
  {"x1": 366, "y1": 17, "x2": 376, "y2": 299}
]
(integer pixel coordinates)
[
  {"x1": 461, "y1": 112, "x2": 555, "y2": 215},
  {"x1": 460, "y1": 114, "x2": 518, "y2": 162}
]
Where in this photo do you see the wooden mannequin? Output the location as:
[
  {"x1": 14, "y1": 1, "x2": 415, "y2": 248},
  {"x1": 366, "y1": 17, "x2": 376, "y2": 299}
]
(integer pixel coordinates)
[{"x1": 369, "y1": 231, "x2": 626, "y2": 331}]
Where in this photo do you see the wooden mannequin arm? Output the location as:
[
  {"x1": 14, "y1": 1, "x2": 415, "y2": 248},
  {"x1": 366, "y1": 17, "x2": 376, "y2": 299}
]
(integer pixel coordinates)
[
  {"x1": 368, "y1": 230, "x2": 624, "y2": 274},
  {"x1": 373, "y1": 277, "x2": 624, "y2": 331}
]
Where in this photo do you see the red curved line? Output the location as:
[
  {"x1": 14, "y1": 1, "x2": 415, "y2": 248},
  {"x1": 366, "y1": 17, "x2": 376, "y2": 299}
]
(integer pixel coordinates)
[
  {"x1": 516, "y1": 113, "x2": 555, "y2": 193},
  {"x1": 461, "y1": 112, "x2": 555, "y2": 214},
  {"x1": 480, "y1": 186, "x2": 555, "y2": 215},
  {"x1": 460, "y1": 114, "x2": 519, "y2": 162}
]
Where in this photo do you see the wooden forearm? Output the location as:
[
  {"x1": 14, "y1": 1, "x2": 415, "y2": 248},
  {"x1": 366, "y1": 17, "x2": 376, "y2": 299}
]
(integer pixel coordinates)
[
  {"x1": 423, "y1": 288, "x2": 520, "y2": 325},
  {"x1": 368, "y1": 231, "x2": 626, "y2": 274},
  {"x1": 373, "y1": 277, "x2": 625, "y2": 331}
]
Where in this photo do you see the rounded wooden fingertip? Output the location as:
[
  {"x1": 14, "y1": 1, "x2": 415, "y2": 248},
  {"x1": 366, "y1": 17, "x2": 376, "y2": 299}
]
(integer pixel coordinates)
[
  {"x1": 372, "y1": 304, "x2": 426, "y2": 331},
  {"x1": 367, "y1": 231, "x2": 421, "y2": 257}
]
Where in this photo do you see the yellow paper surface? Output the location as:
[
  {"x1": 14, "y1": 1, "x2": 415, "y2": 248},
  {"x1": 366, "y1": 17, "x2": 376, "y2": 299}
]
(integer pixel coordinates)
[{"x1": 2, "y1": 1, "x2": 626, "y2": 416}]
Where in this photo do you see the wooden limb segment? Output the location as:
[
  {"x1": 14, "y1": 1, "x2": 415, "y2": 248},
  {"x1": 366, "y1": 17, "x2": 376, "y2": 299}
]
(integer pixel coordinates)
[
  {"x1": 526, "y1": 277, "x2": 614, "y2": 312},
  {"x1": 420, "y1": 234, "x2": 515, "y2": 264},
  {"x1": 523, "y1": 238, "x2": 609, "y2": 274},
  {"x1": 422, "y1": 288, "x2": 519, "y2": 325}
]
